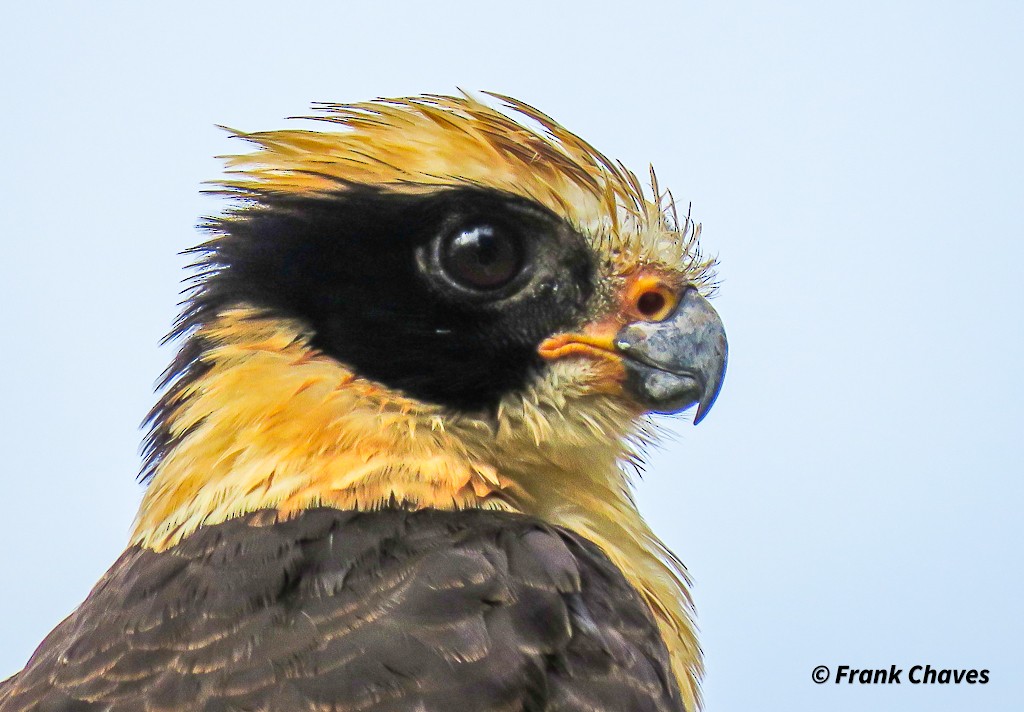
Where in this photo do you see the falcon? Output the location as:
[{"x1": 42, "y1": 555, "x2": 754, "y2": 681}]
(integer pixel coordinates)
[{"x1": 0, "y1": 93, "x2": 727, "y2": 712}]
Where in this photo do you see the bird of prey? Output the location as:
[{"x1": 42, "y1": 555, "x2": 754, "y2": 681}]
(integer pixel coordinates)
[{"x1": 0, "y1": 93, "x2": 727, "y2": 712}]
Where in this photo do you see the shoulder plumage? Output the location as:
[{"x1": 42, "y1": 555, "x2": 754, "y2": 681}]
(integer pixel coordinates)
[{"x1": 1, "y1": 508, "x2": 685, "y2": 712}]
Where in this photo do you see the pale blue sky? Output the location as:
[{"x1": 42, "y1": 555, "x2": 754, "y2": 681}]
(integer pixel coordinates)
[{"x1": 1, "y1": 2, "x2": 1020, "y2": 710}]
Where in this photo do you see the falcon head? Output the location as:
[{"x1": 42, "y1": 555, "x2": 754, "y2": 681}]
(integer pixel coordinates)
[{"x1": 134, "y1": 93, "x2": 727, "y2": 710}]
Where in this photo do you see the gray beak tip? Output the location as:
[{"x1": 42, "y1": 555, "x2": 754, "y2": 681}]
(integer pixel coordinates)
[
  {"x1": 617, "y1": 288, "x2": 728, "y2": 423},
  {"x1": 692, "y1": 381, "x2": 721, "y2": 425}
]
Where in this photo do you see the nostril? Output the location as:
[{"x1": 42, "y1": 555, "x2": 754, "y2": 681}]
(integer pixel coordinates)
[
  {"x1": 636, "y1": 291, "x2": 667, "y2": 318},
  {"x1": 625, "y1": 275, "x2": 678, "y2": 322}
]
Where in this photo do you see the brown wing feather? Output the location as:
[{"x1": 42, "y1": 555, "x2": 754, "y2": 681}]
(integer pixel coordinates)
[{"x1": 0, "y1": 508, "x2": 684, "y2": 712}]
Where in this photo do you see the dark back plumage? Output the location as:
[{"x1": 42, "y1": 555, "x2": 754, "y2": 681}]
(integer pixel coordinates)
[{"x1": 1, "y1": 509, "x2": 683, "y2": 712}]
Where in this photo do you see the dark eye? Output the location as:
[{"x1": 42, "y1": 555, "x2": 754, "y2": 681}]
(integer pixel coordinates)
[{"x1": 440, "y1": 224, "x2": 523, "y2": 290}]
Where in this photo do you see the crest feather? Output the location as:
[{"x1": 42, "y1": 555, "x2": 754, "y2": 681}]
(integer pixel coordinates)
[{"x1": 216, "y1": 92, "x2": 716, "y2": 285}]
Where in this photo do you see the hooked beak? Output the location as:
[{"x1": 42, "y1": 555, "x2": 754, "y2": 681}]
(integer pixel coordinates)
[
  {"x1": 615, "y1": 289, "x2": 728, "y2": 423},
  {"x1": 539, "y1": 287, "x2": 727, "y2": 423}
]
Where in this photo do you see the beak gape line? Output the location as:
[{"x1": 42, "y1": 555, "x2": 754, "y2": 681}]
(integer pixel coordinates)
[{"x1": 616, "y1": 288, "x2": 728, "y2": 423}]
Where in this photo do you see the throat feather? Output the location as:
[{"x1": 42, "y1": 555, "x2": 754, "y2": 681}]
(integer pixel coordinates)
[{"x1": 133, "y1": 308, "x2": 702, "y2": 711}]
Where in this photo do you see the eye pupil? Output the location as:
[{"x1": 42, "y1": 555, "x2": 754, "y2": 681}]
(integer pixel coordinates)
[{"x1": 443, "y1": 224, "x2": 522, "y2": 289}]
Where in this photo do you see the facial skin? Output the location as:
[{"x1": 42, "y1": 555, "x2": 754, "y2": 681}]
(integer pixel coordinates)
[{"x1": 133, "y1": 94, "x2": 725, "y2": 712}]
